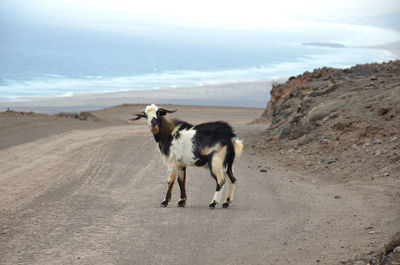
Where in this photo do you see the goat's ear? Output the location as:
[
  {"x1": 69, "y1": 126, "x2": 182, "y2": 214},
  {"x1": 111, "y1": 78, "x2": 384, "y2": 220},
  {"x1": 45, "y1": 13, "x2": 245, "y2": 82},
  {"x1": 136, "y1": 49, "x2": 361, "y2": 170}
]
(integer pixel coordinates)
[
  {"x1": 158, "y1": 108, "x2": 177, "y2": 116},
  {"x1": 130, "y1": 112, "x2": 146, "y2": 121}
]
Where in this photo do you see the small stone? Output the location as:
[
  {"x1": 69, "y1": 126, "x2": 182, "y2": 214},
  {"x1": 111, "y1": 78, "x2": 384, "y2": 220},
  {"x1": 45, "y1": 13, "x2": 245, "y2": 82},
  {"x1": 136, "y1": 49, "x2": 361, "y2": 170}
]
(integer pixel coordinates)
[
  {"x1": 372, "y1": 139, "x2": 382, "y2": 145},
  {"x1": 353, "y1": 261, "x2": 366, "y2": 265},
  {"x1": 363, "y1": 142, "x2": 371, "y2": 148},
  {"x1": 334, "y1": 195, "x2": 342, "y2": 199},
  {"x1": 383, "y1": 173, "x2": 390, "y2": 177},
  {"x1": 394, "y1": 246, "x2": 400, "y2": 253},
  {"x1": 328, "y1": 111, "x2": 339, "y2": 119},
  {"x1": 328, "y1": 159, "x2": 337, "y2": 164},
  {"x1": 370, "y1": 75, "x2": 378, "y2": 80},
  {"x1": 260, "y1": 169, "x2": 267, "y2": 173}
]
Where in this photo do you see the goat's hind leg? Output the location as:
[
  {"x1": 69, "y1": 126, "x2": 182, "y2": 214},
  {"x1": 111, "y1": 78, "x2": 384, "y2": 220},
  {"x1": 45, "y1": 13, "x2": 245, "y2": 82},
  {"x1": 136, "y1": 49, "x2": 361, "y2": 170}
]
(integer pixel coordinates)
[
  {"x1": 208, "y1": 156, "x2": 226, "y2": 208},
  {"x1": 222, "y1": 167, "x2": 236, "y2": 208},
  {"x1": 208, "y1": 146, "x2": 226, "y2": 208},
  {"x1": 161, "y1": 166, "x2": 178, "y2": 207},
  {"x1": 209, "y1": 179, "x2": 225, "y2": 209},
  {"x1": 177, "y1": 167, "x2": 187, "y2": 207}
]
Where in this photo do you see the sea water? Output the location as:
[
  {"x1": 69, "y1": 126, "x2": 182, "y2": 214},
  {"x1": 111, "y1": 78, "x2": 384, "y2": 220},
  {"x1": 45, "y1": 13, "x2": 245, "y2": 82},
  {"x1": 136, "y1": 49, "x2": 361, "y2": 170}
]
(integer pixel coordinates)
[{"x1": 0, "y1": 20, "x2": 398, "y2": 101}]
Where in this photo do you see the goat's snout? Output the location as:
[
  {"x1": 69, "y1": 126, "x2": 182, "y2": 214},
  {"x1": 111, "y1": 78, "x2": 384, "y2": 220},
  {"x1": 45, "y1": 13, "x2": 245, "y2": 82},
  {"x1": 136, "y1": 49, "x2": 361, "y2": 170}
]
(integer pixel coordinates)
[
  {"x1": 151, "y1": 118, "x2": 157, "y2": 127},
  {"x1": 150, "y1": 118, "x2": 159, "y2": 134}
]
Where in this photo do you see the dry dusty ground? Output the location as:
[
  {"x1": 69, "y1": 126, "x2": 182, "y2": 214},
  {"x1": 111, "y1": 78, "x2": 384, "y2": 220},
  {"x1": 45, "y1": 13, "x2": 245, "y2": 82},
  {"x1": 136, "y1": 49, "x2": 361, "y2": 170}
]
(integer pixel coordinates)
[{"x1": 0, "y1": 105, "x2": 399, "y2": 265}]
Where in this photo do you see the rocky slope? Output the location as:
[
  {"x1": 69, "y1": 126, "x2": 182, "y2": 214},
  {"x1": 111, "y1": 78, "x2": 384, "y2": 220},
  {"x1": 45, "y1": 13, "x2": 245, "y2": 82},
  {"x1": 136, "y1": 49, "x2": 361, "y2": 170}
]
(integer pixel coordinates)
[
  {"x1": 251, "y1": 60, "x2": 400, "y2": 264},
  {"x1": 256, "y1": 61, "x2": 400, "y2": 180}
]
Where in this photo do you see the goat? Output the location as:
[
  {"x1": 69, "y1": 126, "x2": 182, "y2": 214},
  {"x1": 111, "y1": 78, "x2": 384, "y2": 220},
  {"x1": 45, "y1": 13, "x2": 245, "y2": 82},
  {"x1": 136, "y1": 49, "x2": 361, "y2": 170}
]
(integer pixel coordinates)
[{"x1": 131, "y1": 104, "x2": 243, "y2": 208}]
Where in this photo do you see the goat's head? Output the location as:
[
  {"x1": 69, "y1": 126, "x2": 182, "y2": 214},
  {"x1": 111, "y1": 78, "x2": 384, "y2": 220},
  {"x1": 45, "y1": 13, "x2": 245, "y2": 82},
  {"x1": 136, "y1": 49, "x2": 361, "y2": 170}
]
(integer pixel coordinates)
[{"x1": 131, "y1": 104, "x2": 177, "y2": 135}]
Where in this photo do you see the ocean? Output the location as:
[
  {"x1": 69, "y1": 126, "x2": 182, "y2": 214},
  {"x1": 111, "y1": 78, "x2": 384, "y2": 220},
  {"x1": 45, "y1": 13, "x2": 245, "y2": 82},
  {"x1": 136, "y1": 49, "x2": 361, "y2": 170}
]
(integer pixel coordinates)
[{"x1": 0, "y1": 20, "x2": 398, "y2": 101}]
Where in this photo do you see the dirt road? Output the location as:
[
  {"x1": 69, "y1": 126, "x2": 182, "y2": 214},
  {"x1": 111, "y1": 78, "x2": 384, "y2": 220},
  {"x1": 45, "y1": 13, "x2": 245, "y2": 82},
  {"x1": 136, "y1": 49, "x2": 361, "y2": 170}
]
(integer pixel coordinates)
[{"x1": 0, "y1": 107, "x2": 398, "y2": 264}]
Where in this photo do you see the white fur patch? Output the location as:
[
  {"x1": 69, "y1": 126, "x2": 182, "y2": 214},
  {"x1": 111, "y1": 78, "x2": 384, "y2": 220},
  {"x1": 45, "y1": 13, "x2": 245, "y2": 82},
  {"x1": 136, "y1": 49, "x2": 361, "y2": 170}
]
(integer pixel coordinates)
[
  {"x1": 144, "y1": 104, "x2": 158, "y2": 127},
  {"x1": 169, "y1": 129, "x2": 196, "y2": 166},
  {"x1": 212, "y1": 185, "x2": 225, "y2": 203}
]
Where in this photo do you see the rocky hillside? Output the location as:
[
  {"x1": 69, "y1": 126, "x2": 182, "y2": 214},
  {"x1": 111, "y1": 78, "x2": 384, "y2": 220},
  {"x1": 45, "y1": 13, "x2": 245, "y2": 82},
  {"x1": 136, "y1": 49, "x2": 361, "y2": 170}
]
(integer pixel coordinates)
[
  {"x1": 254, "y1": 61, "x2": 400, "y2": 180},
  {"x1": 251, "y1": 60, "x2": 400, "y2": 264}
]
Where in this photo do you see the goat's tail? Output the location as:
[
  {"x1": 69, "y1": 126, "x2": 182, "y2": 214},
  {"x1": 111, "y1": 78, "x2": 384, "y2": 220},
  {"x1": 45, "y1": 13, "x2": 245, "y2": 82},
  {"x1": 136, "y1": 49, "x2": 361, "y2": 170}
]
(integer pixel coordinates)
[{"x1": 232, "y1": 138, "x2": 243, "y2": 159}]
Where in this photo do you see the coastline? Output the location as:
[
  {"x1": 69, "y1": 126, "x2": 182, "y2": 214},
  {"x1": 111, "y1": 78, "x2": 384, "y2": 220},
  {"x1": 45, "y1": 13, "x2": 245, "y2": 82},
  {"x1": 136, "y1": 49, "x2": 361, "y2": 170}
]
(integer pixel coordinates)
[
  {"x1": 1, "y1": 41, "x2": 398, "y2": 115},
  {"x1": 0, "y1": 78, "x2": 285, "y2": 114}
]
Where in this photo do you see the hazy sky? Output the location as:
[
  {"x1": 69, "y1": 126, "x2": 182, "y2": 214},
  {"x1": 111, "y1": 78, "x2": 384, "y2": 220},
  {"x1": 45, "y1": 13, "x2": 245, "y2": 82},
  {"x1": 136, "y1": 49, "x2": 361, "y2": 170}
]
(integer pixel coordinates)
[{"x1": 1, "y1": 0, "x2": 399, "y2": 30}]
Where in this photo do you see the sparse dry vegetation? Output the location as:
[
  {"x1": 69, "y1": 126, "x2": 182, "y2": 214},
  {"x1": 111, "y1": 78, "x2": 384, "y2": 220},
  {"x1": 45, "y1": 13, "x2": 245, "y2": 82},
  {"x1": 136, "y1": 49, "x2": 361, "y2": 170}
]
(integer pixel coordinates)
[{"x1": 54, "y1": 111, "x2": 100, "y2": 121}]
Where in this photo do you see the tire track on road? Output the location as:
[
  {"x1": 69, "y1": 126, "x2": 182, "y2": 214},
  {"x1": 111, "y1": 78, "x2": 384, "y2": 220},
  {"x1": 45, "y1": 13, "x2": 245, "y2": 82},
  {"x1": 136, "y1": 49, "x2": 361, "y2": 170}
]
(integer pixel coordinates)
[
  {"x1": 0, "y1": 124, "x2": 164, "y2": 265},
  {"x1": 0, "y1": 125, "x2": 147, "y2": 215}
]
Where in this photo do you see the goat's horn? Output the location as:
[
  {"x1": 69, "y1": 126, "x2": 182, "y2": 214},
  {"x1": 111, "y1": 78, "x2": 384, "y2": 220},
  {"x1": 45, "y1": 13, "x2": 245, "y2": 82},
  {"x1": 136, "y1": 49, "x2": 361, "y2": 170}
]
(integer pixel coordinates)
[
  {"x1": 159, "y1": 108, "x2": 177, "y2": 114},
  {"x1": 130, "y1": 112, "x2": 145, "y2": 121}
]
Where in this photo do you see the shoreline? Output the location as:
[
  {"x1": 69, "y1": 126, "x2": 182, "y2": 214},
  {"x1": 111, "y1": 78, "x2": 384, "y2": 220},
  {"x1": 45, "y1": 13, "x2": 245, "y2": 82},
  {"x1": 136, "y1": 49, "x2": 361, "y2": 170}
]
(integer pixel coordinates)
[
  {"x1": 2, "y1": 47, "x2": 398, "y2": 115},
  {"x1": 0, "y1": 78, "x2": 286, "y2": 114}
]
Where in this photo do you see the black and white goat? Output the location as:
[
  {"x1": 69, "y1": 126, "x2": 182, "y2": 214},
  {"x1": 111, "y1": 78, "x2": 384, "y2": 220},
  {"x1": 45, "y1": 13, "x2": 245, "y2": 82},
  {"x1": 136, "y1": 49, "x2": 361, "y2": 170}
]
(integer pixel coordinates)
[{"x1": 131, "y1": 104, "x2": 243, "y2": 208}]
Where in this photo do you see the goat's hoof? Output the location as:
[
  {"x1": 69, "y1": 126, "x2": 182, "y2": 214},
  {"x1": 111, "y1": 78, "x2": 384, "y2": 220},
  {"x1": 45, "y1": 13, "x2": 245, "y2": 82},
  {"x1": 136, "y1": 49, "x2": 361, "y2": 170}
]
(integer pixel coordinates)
[
  {"x1": 209, "y1": 202, "x2": 217, "y2": 209},
  {"x1": 160, "y1": 200, "x2": 168, "y2": 207},
  {"x1": 177, "y1": 200, "x2": 186, "y2": 207},
  {"x1": 222, "y1": 203, "x2": 230, "y2": 208}
]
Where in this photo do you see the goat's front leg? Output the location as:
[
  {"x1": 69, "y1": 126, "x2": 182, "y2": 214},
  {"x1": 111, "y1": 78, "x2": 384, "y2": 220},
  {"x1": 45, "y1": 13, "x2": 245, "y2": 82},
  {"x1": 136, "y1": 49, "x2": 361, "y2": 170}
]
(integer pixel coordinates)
[
  {"x1": 177, "y1": 167, "x2": 187, "y2": 207},
  {"x1": 161, "y1": 165, "x2": 178, "y2": 207}
]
